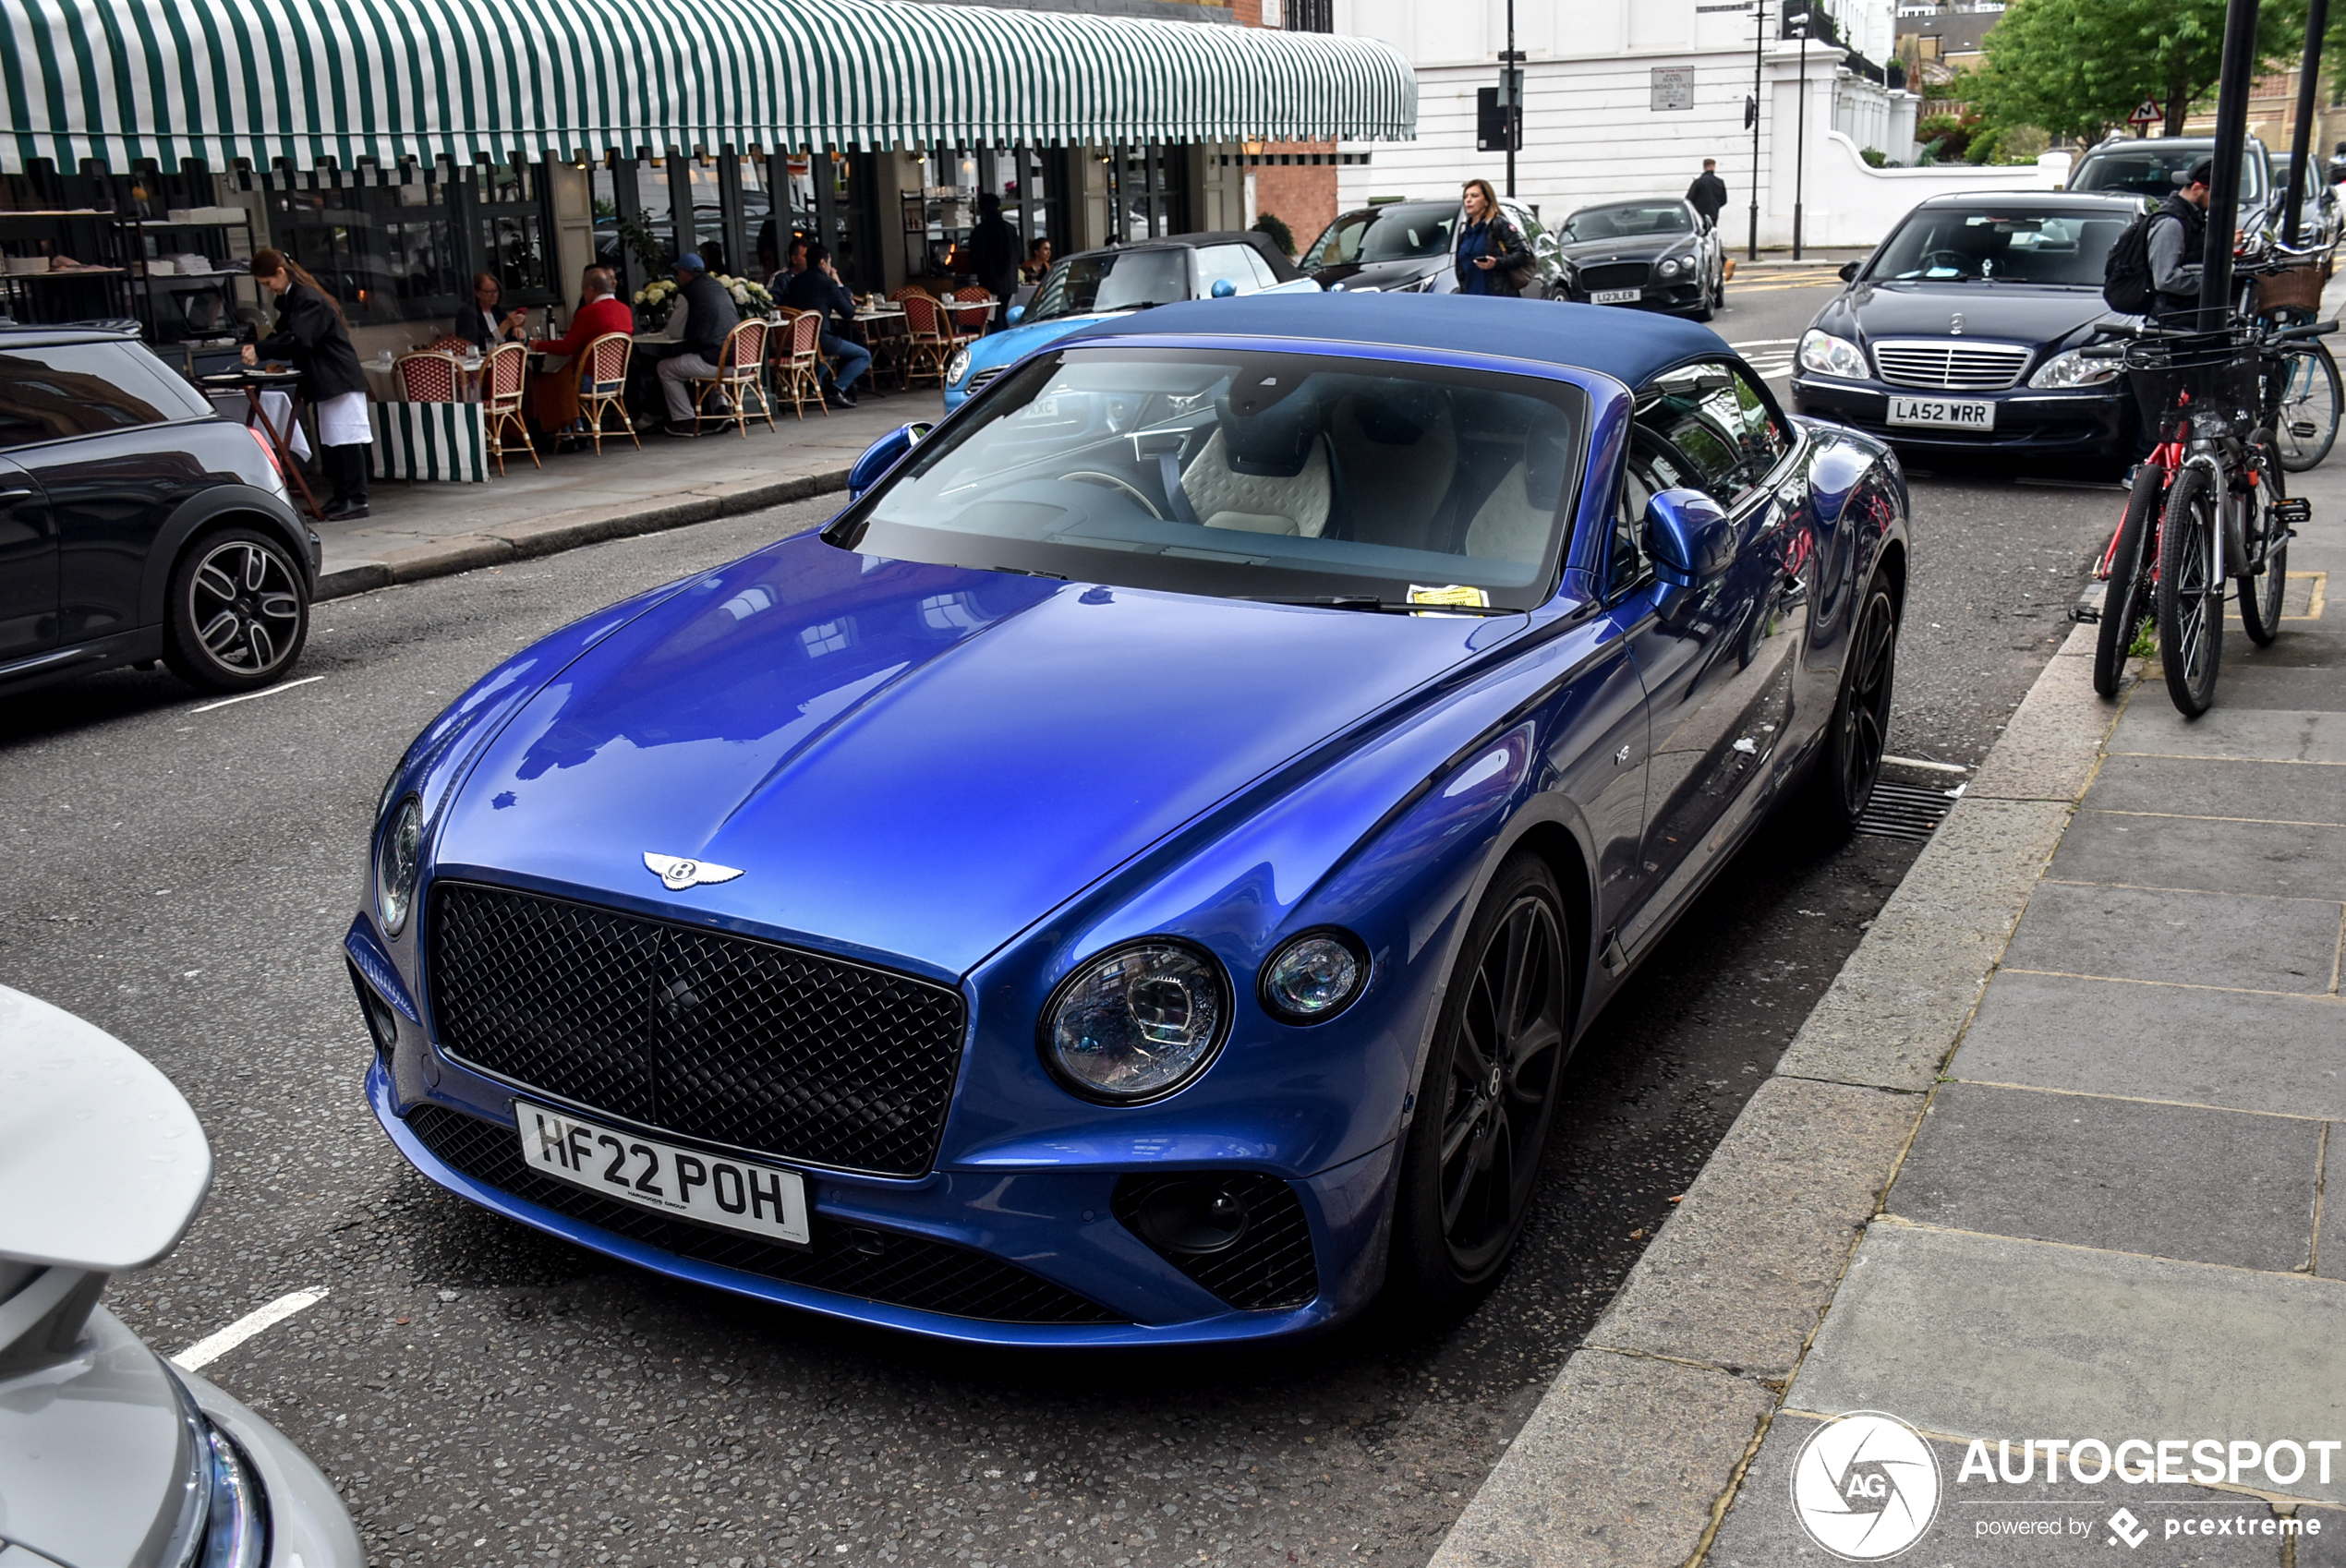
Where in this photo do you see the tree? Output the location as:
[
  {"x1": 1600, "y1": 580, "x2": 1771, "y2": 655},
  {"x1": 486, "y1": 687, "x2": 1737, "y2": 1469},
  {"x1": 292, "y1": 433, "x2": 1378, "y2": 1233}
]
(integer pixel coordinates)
[{"x1": 1968, "y1": 0, "x2": 2304, "y2": 143}]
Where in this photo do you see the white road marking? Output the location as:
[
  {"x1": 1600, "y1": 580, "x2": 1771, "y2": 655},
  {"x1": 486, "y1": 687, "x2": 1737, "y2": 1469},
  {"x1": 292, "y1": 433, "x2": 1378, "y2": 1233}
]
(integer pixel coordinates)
[
  {"x1": 1882, "y1": 754, "x2": 1972, "y2": 774},
  {"x1": 189, "y1": 674, "x2": 324, "y2": 714},
  {"x1": 172, "y1": 1287, "x2": 328, "y2": 1370}
]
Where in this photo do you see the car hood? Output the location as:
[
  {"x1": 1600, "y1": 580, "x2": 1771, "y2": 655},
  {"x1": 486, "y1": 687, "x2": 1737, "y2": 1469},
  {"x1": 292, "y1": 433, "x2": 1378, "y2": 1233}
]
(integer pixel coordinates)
[
  {"x1": 1312, "y1": 256, "x2": 1445, "y2": 291},
  {"x1": 1839, "y1": 280, "x2": 2110, "y2": 344},
  {"x1": 435, "y1": 534, "x2": 1495, "y2": 977},
  {"x1": 971, "y1": 310, "x2": 1115, "y2": 369},
  {"x1": 1557, "y1": 234, "x2": 1696, "y2": 263}
]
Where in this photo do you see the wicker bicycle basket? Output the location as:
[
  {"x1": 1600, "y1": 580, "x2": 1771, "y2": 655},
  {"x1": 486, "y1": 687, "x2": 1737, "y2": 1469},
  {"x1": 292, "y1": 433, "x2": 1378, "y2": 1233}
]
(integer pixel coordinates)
[
  {"x1": 2123, "y1": 329, "x2": 2261, "y2": 438},
  {"x1": 2255, "y1": 264, "x2": 2328, "y2": 314}
]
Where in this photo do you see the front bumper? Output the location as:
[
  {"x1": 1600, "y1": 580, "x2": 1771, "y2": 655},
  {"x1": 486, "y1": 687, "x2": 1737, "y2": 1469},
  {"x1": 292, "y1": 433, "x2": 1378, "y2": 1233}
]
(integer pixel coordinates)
[
  {"x1": 178, "y1": 1365, "x2": 367, "y2": 1568},
  {"x1": 1791, "y1": 375, "x2": 2129, "y2": 459},
  {"x1": 1566, "y1": 278, "x2": 1708, "y2": 315}
]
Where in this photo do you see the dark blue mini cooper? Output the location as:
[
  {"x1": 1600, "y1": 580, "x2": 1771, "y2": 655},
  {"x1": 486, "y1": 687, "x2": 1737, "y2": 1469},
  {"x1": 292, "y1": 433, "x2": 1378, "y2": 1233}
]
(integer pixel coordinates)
[{"x1": 349, "y1": 295, "x2": 1908, "y2": 1345}]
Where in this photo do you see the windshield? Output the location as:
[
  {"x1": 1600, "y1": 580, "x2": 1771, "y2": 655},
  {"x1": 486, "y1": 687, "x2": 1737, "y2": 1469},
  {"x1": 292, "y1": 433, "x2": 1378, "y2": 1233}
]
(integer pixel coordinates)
[
  {"x1": 1025, "y1": 249, "x2": 1191, "y2": 322},
  {"x1": 2072, "y1": 146, "x2": 2266, "y2": 201},
  {"x1": 1868, "y1": 208, "x2": 2129, "y2": 285},
  {"x1": 1306, "y1": 204, "x2": 1457, "y2": 267},
  {"x1": 1561, "y1": 202, "x2": 1696, "y2": 242},
  {"x1": 829, "y1": 347, "x2": 1590, "y2": 610}
]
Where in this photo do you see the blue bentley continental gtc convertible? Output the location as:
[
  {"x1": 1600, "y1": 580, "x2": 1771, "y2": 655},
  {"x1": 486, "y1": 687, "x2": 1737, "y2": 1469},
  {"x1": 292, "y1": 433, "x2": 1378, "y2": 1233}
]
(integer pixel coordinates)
[{"x1": 349, "y1": 294, "x2": 1908, "y2": 1346}]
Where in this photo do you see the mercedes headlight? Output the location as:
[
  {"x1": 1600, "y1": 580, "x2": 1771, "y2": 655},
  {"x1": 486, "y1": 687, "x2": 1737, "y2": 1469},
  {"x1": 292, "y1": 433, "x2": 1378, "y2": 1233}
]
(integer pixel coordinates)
[
  {"x1": 376, "y1": 794, "x2": 422, "y2": 937},
  {"x1": 1798, "y1": 329, "x2": 1869, "y2": 380},
  {"x1": 1042, "y1": 941, "x2": 1229, "y2": 1103},
  {"x1": 1397, "y1": 272, "x2": 1438, "y2": 293},
  {"x1": 1259, "y1": 931, "x2": 1368, "y2": 1023},
  {"x1": 2028, "y1": 347, "x2": 2122, "y2": 389},
  {"x1": 1658, "y1": 257, "x2": 1683, "y2": 280},
  {"x1": 946, "y1": 345, "x2": 972, "y2": 386}
]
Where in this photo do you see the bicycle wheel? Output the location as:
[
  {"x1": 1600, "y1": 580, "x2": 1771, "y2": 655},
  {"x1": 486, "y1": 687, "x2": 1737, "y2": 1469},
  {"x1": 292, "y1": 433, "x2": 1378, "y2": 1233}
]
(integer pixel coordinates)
[
  {"x1": 2273, "y1": 341, "x2": 2340, "y2": 472},
  {"x1": 2094, "y1": 464, "x2": 2161, "y2": 698},
  {"x1": 2239, "y1": 454, "x2": 2288, "y2": 646},
  {"x1": 2157, "y1": 464, "x2": 2224, "y2": 716}
]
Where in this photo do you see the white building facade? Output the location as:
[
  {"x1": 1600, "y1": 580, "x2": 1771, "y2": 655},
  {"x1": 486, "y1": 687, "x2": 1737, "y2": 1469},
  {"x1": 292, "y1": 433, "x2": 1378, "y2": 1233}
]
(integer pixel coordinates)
[{"x1": 1335, "y1": 0, "x2": 2057, "y2": 248}]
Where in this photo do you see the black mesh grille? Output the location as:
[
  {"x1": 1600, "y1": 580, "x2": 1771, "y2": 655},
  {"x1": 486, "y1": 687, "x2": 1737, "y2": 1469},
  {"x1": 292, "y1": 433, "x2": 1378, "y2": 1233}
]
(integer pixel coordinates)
[
  {"x1": 1112, "y1": 1173, "x2": 1319, "y2": 1311},
  {"x1": 405, "y1": 1104, "x2": 1123, "y2": 1325},
  {"x1": 1578, "y1": 261, "x2": 1649, "y2": 293},
  {"x1": 428, "y1": 882, "x2": 965, "y2": 1177}
]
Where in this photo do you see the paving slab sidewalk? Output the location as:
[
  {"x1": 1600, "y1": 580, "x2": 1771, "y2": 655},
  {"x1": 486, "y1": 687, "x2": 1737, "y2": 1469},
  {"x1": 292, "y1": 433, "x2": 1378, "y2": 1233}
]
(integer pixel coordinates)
[
  {"x1": 1433, "y1": 427, "x2": 2346, "y2": 1562},
  {"x1": 311, "y1": 392, "x2": 940, "y2": 600}
]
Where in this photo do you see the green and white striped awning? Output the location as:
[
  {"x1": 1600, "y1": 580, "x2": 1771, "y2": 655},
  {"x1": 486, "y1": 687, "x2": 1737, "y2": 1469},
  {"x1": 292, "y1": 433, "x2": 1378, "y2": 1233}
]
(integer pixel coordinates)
[{"x1": 0, "y1": 0, "x2": 1414, "y2": 174}]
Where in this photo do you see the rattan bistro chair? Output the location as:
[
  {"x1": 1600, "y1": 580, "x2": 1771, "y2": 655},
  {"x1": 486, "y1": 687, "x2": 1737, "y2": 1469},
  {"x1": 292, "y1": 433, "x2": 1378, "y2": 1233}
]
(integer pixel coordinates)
[
  {"x1": 900, "y1": 294, "x2": 957, "y2": 389},
  {"x1": 393, "y1": 350, "x2": 463, "y2": 403},
  {"x1": 480, "y1": 341, "x2": 538, "y2": 474},
  {"x1": 770, "y1": 308, "x2": 828, "y2": 419},
  {"x1": 691, "y1": 317, "x2": 775, "y2": 438},
  {"x1": 577, "y1": 332, "x2": 639, "y2": 453}
]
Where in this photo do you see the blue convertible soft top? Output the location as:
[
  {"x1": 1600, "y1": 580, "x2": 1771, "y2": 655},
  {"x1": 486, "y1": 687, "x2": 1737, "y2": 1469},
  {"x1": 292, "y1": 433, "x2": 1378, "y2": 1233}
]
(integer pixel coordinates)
[{"x1": 1063, "y1": 292, "x2": 1735, "y2": 389}]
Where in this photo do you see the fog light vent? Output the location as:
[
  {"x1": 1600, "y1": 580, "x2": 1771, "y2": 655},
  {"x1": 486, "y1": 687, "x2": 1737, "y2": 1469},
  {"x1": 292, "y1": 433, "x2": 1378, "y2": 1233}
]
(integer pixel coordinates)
[
  {"x1": 347, "y1": 957, "x2": 400, "y2": 1060},
  {"x1": 1111, "y1": 1172, "x2": 1318, "y2": 1311}
]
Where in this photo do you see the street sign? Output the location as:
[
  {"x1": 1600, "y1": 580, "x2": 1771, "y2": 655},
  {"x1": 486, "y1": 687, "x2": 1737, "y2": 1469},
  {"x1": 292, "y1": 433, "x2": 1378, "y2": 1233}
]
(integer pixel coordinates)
[
  {"x1": 2129, "y1": 98, "x2": 2162, "y2": 125},
  {"x1": 1651, "y1": 66, "x2": 1696, "y2": 112}
]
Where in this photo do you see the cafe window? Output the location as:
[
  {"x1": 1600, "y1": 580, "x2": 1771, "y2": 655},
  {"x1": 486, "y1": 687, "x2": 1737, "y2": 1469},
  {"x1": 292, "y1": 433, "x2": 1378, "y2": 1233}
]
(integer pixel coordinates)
[
  {"x1": 264, "y1": 160, "x2": 555, "y2": 326},
  {"x1": 1109, "y1": 146, "x2": 1190, "y2": 241}
]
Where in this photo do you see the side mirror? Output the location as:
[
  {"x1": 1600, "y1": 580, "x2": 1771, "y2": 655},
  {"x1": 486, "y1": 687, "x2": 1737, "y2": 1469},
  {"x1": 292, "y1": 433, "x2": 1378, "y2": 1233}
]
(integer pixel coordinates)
[
  {"x1": 1838, "y1": 260, "x2": 1860, "y2": 283},
  {"x1": 1642, "y1": 488, "x2": 1735, "y2": 590},
  {"x1": 846, "y1": 422, "x2": 931, "y2": 500},
  {"x1": 1211, "y1": 278, "x2": 1239, "y2": 297},
  {"x1": 1007, "y1": 304, "x2": 1024, "y2": 325}
]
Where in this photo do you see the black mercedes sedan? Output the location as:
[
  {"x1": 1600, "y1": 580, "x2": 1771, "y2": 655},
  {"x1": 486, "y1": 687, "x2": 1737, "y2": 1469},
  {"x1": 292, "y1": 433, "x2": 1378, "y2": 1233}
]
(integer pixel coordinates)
[
  {"x1": 1790, "y1": 191, "x2": 2144, "y2": 467},
  {"x1": 1552, "y1": 198, "x2": 1725, "y2": 320}
]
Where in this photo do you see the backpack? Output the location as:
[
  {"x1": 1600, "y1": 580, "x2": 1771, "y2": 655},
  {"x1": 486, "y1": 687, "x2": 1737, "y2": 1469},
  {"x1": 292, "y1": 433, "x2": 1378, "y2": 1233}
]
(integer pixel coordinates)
[{"x1": 2102, "y1": 211, "x2": 2159, "y2": 314}]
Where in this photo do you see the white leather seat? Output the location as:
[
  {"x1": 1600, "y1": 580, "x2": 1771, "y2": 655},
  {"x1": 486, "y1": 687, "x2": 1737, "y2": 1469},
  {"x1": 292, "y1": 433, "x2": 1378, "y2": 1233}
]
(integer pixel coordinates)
[
  {"x1": 1328, "y1": 394, "x2": 1456, "y2": 549},
  {"x1": 1464, "y1": 463, "x2": 1553, "y2": 563},
  {"x1": 1179, "y1": 428, "x2": 1331, "y2": 537}
]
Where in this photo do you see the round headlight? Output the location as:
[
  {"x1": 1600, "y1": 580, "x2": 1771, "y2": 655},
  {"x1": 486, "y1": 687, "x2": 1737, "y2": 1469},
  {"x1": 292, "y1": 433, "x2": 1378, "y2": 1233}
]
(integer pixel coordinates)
[
  {"x1": 1658, "y1": 258, "x2": 1682, "y2": 279},
  {"x1": 946, "y1": 345, "x2": 973, "y2": 386},
  {"x1": 376, "y1": 795, "x2": 422, "y2": 937},
  {"x1": 1042, "y1": 941, "x2": 1228, "y2": 1103},
  {"x1": 1259, "y1": 932, "x2": 1368, "y2": 1022}
]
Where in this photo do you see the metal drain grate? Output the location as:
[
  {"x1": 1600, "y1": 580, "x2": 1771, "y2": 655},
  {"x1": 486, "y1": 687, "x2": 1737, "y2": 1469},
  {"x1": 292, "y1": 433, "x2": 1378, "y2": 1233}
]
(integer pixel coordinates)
[{"x1": 1856, "y1": 779, "x2": 1957, "y2": 841}]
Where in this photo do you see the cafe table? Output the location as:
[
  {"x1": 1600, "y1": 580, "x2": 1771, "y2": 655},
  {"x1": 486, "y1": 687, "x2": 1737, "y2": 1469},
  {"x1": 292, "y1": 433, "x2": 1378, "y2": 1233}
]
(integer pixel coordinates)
[{"x1": 198, "y1": 367, "x2": 323, "y2": 519}]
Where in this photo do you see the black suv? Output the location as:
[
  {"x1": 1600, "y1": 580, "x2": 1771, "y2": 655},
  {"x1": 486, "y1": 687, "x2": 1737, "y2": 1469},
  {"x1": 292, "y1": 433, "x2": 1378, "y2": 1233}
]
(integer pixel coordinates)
[{"x1": 0, "y1": 326, "x2": 317, "y2": 697}]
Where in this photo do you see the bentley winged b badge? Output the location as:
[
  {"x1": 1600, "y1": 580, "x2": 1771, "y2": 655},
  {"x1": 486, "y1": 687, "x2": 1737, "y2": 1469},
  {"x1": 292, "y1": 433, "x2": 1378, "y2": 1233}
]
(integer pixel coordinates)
[{"x1": 643, "y1": 852, "x2": 745, "y2": 891}]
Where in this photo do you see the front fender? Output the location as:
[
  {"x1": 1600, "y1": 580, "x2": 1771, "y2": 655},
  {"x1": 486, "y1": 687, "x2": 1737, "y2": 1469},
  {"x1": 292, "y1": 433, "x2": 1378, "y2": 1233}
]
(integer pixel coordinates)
[{"x1": 137, "y1": 483, "x2": 311, "y2": 626}]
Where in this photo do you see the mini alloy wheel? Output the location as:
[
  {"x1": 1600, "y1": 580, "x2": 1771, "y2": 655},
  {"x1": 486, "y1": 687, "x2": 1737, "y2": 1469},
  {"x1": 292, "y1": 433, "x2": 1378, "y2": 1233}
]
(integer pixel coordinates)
[{"x1": 164, "y1": 527, "x2": 310, "y2": 694}]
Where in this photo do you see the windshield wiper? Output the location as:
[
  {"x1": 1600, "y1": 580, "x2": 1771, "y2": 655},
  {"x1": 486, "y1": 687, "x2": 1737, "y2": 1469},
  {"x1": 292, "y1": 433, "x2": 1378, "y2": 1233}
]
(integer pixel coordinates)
[
  {"x1": 1248, "y1": 594, "x2": 1511, "y2": 617},
  {"x1": 986, "y1": 564, "x2": 1068, "y2": 580}
]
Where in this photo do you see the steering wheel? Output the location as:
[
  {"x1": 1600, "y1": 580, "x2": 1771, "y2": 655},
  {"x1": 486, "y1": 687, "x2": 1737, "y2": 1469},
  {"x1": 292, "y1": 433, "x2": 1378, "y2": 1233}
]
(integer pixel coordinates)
[
  {"x1": 1063, "y1": 470, "x2": 1165, "y2": 521},
  {"x1": 1919, "y1": 248, "x2": 1977, "y2": 275}
]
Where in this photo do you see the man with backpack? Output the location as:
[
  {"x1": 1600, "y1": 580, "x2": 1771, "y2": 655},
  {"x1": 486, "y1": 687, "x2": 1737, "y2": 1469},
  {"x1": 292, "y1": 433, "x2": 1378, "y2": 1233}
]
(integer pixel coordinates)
[{"x1": 2104, "y1": 156, "x2": 2213, "y2": 325}]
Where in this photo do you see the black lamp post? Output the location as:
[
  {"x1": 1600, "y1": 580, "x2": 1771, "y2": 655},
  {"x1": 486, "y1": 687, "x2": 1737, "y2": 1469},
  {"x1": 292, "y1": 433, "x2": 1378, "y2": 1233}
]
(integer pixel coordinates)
[
  {"x1": 1788, "y1": 9, "x2": 1810, "y2": 259},
  {"x1": 1747, "y1": 1, "x2": 1767, "y2": 261},
  {"x1": 2283, "y1": 0, "x2": 2328, "y2": 246},
  {"x1": 2198, "y1": 0, "x2": 2261, "y2": 331}
]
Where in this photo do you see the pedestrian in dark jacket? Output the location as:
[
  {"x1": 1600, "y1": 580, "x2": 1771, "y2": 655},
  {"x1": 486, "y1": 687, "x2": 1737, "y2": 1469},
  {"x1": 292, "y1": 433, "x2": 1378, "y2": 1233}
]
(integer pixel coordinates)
[
  {"x1": 1687, "y1": 160, "x2": 1729, "y2": 230},
  {"x1": 967, "y1": 192, "x2": 1022, "y2": 331},
  {"x1": 243, "y1": 247, "x2": 371, "y2": 519},
  {"x1": 2148, "y1": 157, "x2": 2215, "y2": 325},
  {"x1": 656, "y1": 253, "x2": 740, "y2": 436},
  {"x1": 1456, "y1": 178, "x2": 1534, "y2": 297}
]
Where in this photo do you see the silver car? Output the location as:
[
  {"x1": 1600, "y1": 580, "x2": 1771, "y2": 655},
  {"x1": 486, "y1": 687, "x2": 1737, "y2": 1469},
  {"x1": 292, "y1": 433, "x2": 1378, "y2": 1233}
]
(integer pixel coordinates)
[{"x1": 0, "y1": 985, "x2": 361, "y2": 1568}]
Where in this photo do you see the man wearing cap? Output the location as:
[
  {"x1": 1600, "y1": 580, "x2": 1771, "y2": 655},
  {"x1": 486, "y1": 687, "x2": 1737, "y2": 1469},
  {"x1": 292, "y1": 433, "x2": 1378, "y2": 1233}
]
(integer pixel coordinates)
[
  {"x1": 2147, "y1": 156, "x2": 2214, "y2": 325},
  {"x1": 656, "y1": 252, "x2": 740, "y2": 438}
]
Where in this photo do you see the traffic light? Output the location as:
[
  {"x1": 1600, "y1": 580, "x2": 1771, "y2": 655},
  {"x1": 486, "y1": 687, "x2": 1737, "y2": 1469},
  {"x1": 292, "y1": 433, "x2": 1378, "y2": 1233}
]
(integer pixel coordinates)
[{"x1": 1477, "y1": 88, "x2": 1520, "y2": 153}]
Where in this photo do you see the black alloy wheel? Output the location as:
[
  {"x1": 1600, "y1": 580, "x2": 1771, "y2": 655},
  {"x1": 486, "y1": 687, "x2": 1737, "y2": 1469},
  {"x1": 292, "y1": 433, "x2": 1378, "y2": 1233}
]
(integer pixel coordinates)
[
  {"x1": 2156, "y1": 464, "x2": 2223, "y2": 716},
  {"x1": 163, "y1": 526, "x2": 310, "y2": 694},
  {"x1": 1802, "y1": 575, "x2": 1899, "y2": 837},
  {"x1": 2094, "y1": 465, "x2": 2162, "y2": 698},
  {"x1": 1386, "y1": 851, "x2": 1571, "y2": 1317}
]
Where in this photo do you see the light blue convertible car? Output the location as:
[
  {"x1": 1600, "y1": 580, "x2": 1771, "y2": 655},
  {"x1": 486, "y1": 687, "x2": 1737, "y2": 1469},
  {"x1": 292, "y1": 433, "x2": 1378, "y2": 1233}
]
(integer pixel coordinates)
[{"x1": 942, "y1": 229, "x2": 1319, "y2": 409}]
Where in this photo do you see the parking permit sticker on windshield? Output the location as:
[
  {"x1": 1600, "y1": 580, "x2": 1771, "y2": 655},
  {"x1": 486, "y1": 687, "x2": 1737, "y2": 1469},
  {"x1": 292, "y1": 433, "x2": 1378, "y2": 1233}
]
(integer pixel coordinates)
[{"x1": 1408, "y1": 584, "x2": 1492, "y2": 609}]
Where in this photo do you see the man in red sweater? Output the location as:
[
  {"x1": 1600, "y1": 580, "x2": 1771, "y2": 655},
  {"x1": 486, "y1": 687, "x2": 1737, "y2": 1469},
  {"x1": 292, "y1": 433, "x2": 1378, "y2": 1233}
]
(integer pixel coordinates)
[{"x1": 530, "y1": 266, "x2": 635, "y2": 434}]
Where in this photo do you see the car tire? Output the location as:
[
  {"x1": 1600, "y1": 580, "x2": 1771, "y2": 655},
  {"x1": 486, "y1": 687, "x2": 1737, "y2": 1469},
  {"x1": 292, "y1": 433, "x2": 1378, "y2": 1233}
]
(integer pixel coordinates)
[
  {"x1": 1797, "y1": 571, "x2": 1899, "y2": 838},
  {"x1": 163, "y1": 525, "x2": 311, "y2": 694},
  {"x1": 1385, "y1": 850, "x2": 1572, "y2": 1321}
]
